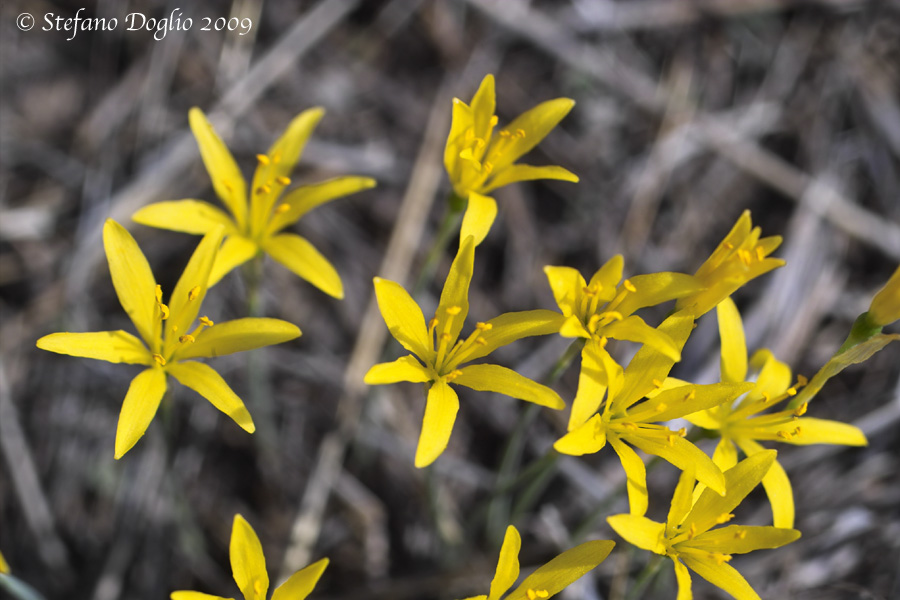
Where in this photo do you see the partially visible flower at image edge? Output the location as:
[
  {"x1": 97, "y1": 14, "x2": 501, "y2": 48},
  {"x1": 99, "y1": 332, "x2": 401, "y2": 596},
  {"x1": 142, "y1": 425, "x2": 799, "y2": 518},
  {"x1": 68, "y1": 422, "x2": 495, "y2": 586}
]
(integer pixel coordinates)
[
  {"x1": 457, "y1": 525, "x2": 614, "y2": 600},
  {"x1": 36, "y1": 220, "x2": 301, "y2": 458},
  {"x1": 171, "y1": 514, "x2": 328, "y2": 600},
  {"x1": 133, "y1": 107, "x2": 376, "y2": 297},
  {"x1": 444, "y1": 74, "x2": 578, "y2": 246}
]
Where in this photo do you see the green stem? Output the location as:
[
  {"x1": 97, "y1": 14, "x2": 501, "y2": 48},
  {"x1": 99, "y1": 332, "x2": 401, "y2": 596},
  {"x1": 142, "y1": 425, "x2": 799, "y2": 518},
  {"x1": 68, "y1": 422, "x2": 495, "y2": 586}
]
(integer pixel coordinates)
[
  {"x1": 837, "y1": 311, "x2": 882, "y2": 354},
  {"x1": 413, "y1": 192, "x2": 466, "y2": 295},
  {"x1": 625, "y1": 554, "x2": 665, "y2": 600}
]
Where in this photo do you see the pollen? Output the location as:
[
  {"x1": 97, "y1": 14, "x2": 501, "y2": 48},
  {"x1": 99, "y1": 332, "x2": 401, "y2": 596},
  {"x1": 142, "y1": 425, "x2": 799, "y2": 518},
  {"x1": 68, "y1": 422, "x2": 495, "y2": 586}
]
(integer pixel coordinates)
[
  {"x1": 444, "y1": 369, "x2": 463, "y2": 382},
  {"x1": 793, "y1": 402, "x2": 808, "y2": 417},
  {"x1": 152, "y1": 354, "x2": 166, "y2": 366},
  {"x1": 446, "y1": 306, "x2": 462, "y2": 316},
  {"x1": 188, "y1": 286, "x2": 201, "y2": 301},
  {"x1": 199, "y1": 316, "x2": 214, "y2": 327},
  {"x1": 526, "y1": 590, "x2": 549, "y2": 600},
  {"x1": 179, "y1": 334, "x2": 195, "y2": 344},
  {"x1": 623, "y1": 279, "x2": 637, "y2": 293},
  {"x1": 499, "y1": 129, "x2": 512, "y2": 138},
  {"x1": 482, "y1": 161, "x2": 493, "y2": 174},
  {"x1": 275, "y1": 203, "x2": 291, "y2": 214},
  {"x1": 786, "y1": 387, "x2": 797, "y2": 396},
  {"x1": 276, "y1": 176, "x2": 291, "y2": 186},
  {"x1": 475, "y1": 322, "x2": 492, "y2": 331},
  {"x1": 777, "y1": 430, "x2": 793, "y2": 440},
  {"x1": 256, "y1": 154, "x2": 270, "y2": 165}
]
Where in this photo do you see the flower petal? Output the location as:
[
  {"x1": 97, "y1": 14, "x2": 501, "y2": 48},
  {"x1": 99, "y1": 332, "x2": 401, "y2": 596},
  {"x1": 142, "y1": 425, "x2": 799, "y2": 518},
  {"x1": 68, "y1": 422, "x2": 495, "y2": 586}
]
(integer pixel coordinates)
[
  {"x1": 543, "y1": 266, "x2": 587, "y2": 317},
  {"x1": 163, "y1": 227, "x2": 225, "y2": 356},
  {"x1": 271, "y1": 557, "x2": 329, "y2": 600},
  {"x1": 230, "y1": 514, "x2": 268, "y2": 600},
  {"x1": 736, "y1": 438, "x2": 794, "y2": 528},
  {"x1": 603, "y1": 315, "x2": 681, "y2": 361},
  {"x1": 588, "y1": 255, "x2": 624, "y2": 302},
  {"x1": 263, "y1": 233, "x2": 343, "y2": 298},
  {"x1": 415, "y1": 380, "x2": 459, "y2": 468},
  {"x1": 488, "y1": 526, "x2": 520, "y2": 600},
  {"x1": 166, "y1": 361, "x2": 255, "y2": 433},
  {"x1": 460, "y1": 309, "x2": 564, "y2": 364},
  {"x1": 454, "y1": 364, "x2": 564, "y2": 409},
  {"x1": 132, "y1": 200, "x2": 237, "y2": 236},
  {"x1": 471, "y1": 74, "x2": 496, "y2": 143},
  {"x1": 103, "y1": 219, "x2": 159, "y2": 351},
  {"x1": 569, "y1": 344, "x2": 608, "y2": 431},
  {"x1": 460, "y1": 192, "x2": 497, "y2": 247},
  {"x1": 483, "y1": 164, "x2": 578, "y2": 194},
  {"x1": 188, "y1": 108, "x2": 248, "y2": 229},
  {"x1": 489, "y1": 98, "x2": 575, "y2": 172},
  {"x1": 507, "y1": 539, "x2": 614, "y2": 600},
  {"x1": 717, "y1": 297, "x2": 748, "y2": 384},
  {"x1": 667, "y1": 468, "x2": 697, "y2": 534},
  {"x1": 679, "y1": 555, "x2": 761, "y2": 600},
  {"x1": 171, "y1": 592, "x2": 234, "y2": 600},
  {"x1": 372, "y1": 277, "x2": 432, "y2": 360},
  {"x1": 627, "y1": 434, "x2": 725, "y2": 497},
  {"x1": 611, "y1": 273, "x2": 702, "y2": 319},
  {"x1": 609, "y1": 434, "x2": 649, "y2": 516},
  {"x1": 672, "y1": 558, "x2": 692, "y2": 600},
  {"x1": 606, "y1": 514, "x2": 665, "y2": 554},
  {"x1": 444, "y1": 97, "x2": 474, "y2": 183},
  {"x1": 627, "y1": 382, "x2": 753, "y2": 423},
  {"x1": 751, "y1": 417, "x2": 867, "y2": 446},
  {"x1": 689, "y1": 525, "x2": 800, "y2": 555},
  {"x1": 37, "y1": 331, "x2": 151, "y2": 365},
  {"x1": 364, "y1": 356, "x2": 431, "y2": 385},
  {"x1": 266, "y1": 176, "x2": 376, "y2": 234},
  {"x1": 115, "y1": 367, "x2": 167, "y2": 459},
  {"x1": 172, "y1": 318, "x2": 301, "y2": 362},
  {"x1": 554, "y1": 414, "x2": 607, "y2": 456},
  {"x1": 436, "y1": 236, "x2": 476, "y2": 344},
  {"x1": 208, "y1": 235, "x2": 259, "y2": 287}
]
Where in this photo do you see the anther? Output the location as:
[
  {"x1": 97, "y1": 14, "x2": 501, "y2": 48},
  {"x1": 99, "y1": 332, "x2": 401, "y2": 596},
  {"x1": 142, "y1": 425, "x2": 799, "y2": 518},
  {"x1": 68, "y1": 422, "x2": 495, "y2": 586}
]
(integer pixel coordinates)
[
  {"x1": 709, "y1": 553, "x2": 732, "y2": 565},
  {"x1": 623, "y1": 279, "x2": 637, "y2": 293},
  {"x1": 476, "y1": 322, "x2": 492, "y2": 331},
  {"x1": 446, "y1": 306, "x2": 462, "y2": 316},
  {"x1": 684, "y1": 390, "x2": 696, "y2": 402},
  {"x1": 179, "y1": 334, "x2": 195, "y2": 344},
  {"x1": 482, "y1": 161, "x2": 493, "y2": 174},
  {"x1": 489, "y1": 115, "x2": 499, "y2": 127},
  {"x1": 199, "y1": 316, "x2": 214, "y2": 327},
  {"x1": 656, "y1": 402, "x2": 668, "y2": 413},
  {"x1": 152, "y1": 354, "x2": 166, "y2": 366},
  {"x1": 515, "y1": 128, "x2": 526, "y2": 138},
  {"x1": 274, "y1": 203, "x2": 291, "y2": 214},
  {"x1": 276, "y1": 176, "x2": 291, "y2": 186},
  {"x1": 687, "y1": 523, "x2": 697, "y2": 539},
  {"x1": 621, "y1": 422, "x2": 638, "y2": 431},
  {"x1": 256, "y1": 154, "x2": 270, "y2": 165},
  {"x1": 476, "y1": 339, "x2": 488, "y2": 346},
  {"x1": 756, "y1": 246, "x2": 766, "y2": 261},
  {"x1": 652, "y1": 378, "x2": 664, "y2": 388},
  {"x1": 440, "y1": 333, "x2": 452, "y2": 342},
  {"x1": 777, "y1": 430, "x2": 793, "y2": 440},
  {"x1": 526, "y1": 590, "x2": 549, "y2": 600},
  {"x1": 786, "y1": 387, "x2": 797, "y2": 396},
  {"x1": 188, "y1": 286, "x2": 201, "y2": 301},
  {"x1": 793, "y1": 402, "x2": 808, "y2": 417},
  {"x1": 499, "y1": 130, "x2": 511, "y2": 138},
  {"x1": 716, "y1": 513, "x2": 734, "y2": 524},
  {"x1": 677, "y1": 427, "x2": 687, "y2": 437},
  {"x1": 723, "y1": 242, "x2": 734, "y2": 250},
  {"x1": 735, "y1": 530, "x2": 747, "y2": 540},
  {"x1": 797, "y1": 374, "x2": 809, "y2": 387},
  {"x1": 428, "y1": 317, "x2": 439, "y2": 330},
  {"x1": 444, "y1": 369, "x2": 464, "y2": 382}
]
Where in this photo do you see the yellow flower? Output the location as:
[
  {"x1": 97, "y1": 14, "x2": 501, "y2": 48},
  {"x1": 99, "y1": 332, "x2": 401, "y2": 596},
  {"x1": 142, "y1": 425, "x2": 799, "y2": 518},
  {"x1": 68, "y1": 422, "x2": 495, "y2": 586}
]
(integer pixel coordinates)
[
  {"x1": 608, "y1": 451, "x2": 801, "y2": 600},
  {"x1": 0, "y1": 550, "x2": 8, "y2": 574},
  {"x1": 555, "y1": 312, "x2": 751, "y2": 515},
  {"x1": 868, "y1": 264, "x2": 900, "y2": 327},
  {"x1": 171, "y1": 514, "x2": 328, "y2": 600},
  {"x1": 675, "y1": 211, "x2": 785, "y2": 317},
  {"x1": 458, "y1": 525, "x2": 614, "y2": 600},
  {"x1": 36, "y1": 220, "x2": 301, "y2": 458},
  {"x1": 445, "y1": 74, "x2": 578, "y2": 246},
  {"x1": 133, "y1": 108, "x2": 376, "y2": 297},
  {"x1": 365, "y1": 236, "x2": 565, "y2": 467},
  {"x1": 685, "y1": 297, "x2": 867, "y2": 527}
]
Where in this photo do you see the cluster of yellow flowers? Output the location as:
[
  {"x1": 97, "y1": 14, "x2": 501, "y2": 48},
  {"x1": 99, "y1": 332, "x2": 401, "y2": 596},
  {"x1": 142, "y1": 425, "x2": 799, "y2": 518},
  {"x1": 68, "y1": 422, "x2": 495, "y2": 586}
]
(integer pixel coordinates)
[{"x1": 22, "y1": 74, "x2": 899, "y2": 600}]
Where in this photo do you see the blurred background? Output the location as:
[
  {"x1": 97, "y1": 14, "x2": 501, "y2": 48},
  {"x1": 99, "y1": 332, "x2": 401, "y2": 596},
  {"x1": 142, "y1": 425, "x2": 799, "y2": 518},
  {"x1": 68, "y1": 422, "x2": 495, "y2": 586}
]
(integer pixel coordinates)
[{"x1": 1, "y1": 0, "x2": 899, "y2": 598}]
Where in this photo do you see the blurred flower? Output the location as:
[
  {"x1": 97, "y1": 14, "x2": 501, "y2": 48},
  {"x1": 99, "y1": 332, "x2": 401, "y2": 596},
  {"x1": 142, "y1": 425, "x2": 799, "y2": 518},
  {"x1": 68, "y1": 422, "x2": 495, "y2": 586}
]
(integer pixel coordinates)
[
  {"x1": 685, "y1": 297, "x2": 867, "y2": 527},
  {"x1": 365, "y1": 236, "x2": 564, "y2": 467},
  {"x1": 171, "y1": 514, "x2": 328, "y2": 600},
  {"x1": 867, "y1": 265, "x2": 900, "y2": 327},
  {"x1": 675, "y1": 210, "x2": 785, "y2": 317},
  {"x1": 555, "y1": 313, "x2": 751, "y2": 515},
  {"x1": 133, "y1": 107, "x2": 375, "y2": 297},
  {"x1": 36, "y1": 220, "x2": 301, "y2": 458},
  {"x1": 444, "y1": 74, "x2": 578, "y2": 245},
  {"x1": 457, "y1": 525, "x2": 614, "y2": 600},
  {"x1": 608, "y1": 451, "x2": 801, "y2": 600},
  {"x1": 0, "y1": 550, "x2": 8, "y2": 574}
]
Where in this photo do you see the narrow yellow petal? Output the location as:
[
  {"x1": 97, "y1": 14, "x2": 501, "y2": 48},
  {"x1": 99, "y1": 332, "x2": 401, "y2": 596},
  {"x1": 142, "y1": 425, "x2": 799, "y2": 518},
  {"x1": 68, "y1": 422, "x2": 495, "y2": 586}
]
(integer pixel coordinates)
[
  {"x1": 0, "y1": 550, "x2": 9, "y2": 574},
  {"x1": 266, "y1": 176, "x2": 376, "y2": 234},
  {"x1": 471, "y1": 74, "x2": 496, "y2": 143},
  {"x1": 717, "y1": 297, "x2": 748, "y2": 384},
  {"x1": 627, "y1": 382, "x2": 753, "y2": 423},
  {"x1": 364, "y1": 356, "x2": 431, "y2": 385},
  {"x1": 436, "y1": 236, "x2": 476, "y2": 345},
  {"x1": 489, "y1": 98, "x2": 575, "y2": 172},
  {"x1": 543, "y1": 265, "x2": 587, "y2": 317},
  {"x1": 736, "y1": 438, "x2": 794, "y2": 528},
  {"x1": 166, "y1": 361, "x2": 255, "y2": 433},
  {"x1": 170, "y1": 591, "x2": 233, "y2": 600},
  {"x1": 752, "y1": 417, "x2": 867, "y2": 446},
  {"x1": 483, "y1": 164, "x2": 578, "y2": 194},
  {"x1": 444, "y1": 97, "x2": 474, "y2": 183},
  {"x1": 415, "y1": 380, "x2": 459, "y2": 468},
  {"x1": 372, "y1": 277, "x2": 432, "y2": 360},
  {"x1": 611, "y1": 273, "x2": 702, "y2": 319},
  {"x1": 568, "y1": 345, "x2": 608, "y2": 431},
  {"x1": 554, "y1": 414, "x2": 607, "y2": 456},
  {"x1": 672, "y1": 558, "x2": 693, "y2": 600},
  {"x1": 627, "y1": 434, "x2": 725, "y2": 497},
  {"x1": 609, "y1": 435, "x2": 649, "y2": 516},
  {"x1": 679, "y1": 555, "x2": 761, "y2": 600},
  {"x1": 712, "y1": 438, "x2": 739, "y2": 472},
  {"x1": 133, "y1": 200, "x2": 237, "y2": 235},
  {"x1": 37, "y1": 331, "x2": 151, "y2": 365},
  {"x1": 263, "y1": 233, "x2": 343, "y2": 298},
  {"x1": 460, "y1": 309, "x2": 564, "y2": 364},
  {"x1": 115, "y1": 367, "x2": 167, "y2": 459},
  {"x1": 188, "y1": 108, "x2": 248, "y2": 229},
  {"x1": 454, "y1": 364, "x2": 564, "y2": 409},
  {"x1": 588, "y1": 255, "x2": 624, "y2": 301},
  {"x1": 230, "y1": 514, "x2": 269, "y2": 600},
  {"x1": 208, "y1": 235, "x2": 259, "y2": 287},
  {"x1": 507, "y1": 539, "x2": 614, "y2": 600},
  {"x1": 689, "y1": 525, "x2": 800, "y2": 555},
  {"x1": 603, "y1": 316, "x2": 681, "y2": 361},
  {"x1": 743, "y1": 349, "x2": 792, "y2": 408},
  {"x1": 103, "y1": 219, "x2": 159, "y2": 351},
  {"x1": 606, "y1": 514, "x2": 666, "y2": 554},
  {"x1": 488, "y1": 526, "x2": 520, "y2": 600},
  {"x1": 172, "y1": 318, "x2": 300, "y2": 362},
  {"x1": 163, "y1": 226, "x2": 225, "y2": 356},
  {"x1": 460, "y1": 192, "x2": 497, "y2": 247},
  {"x1": 558, "y1": 314, "x2": 590, "y2": 339},
  {"x1": 667, "y1": 468, "x2": 696, "y2": 534},
  {"x1": 869, "y1": 264, "x2": 900, "y2": 326},
  {"x1": 271, "y1": 557, "x2": 329, "y2": 600}
]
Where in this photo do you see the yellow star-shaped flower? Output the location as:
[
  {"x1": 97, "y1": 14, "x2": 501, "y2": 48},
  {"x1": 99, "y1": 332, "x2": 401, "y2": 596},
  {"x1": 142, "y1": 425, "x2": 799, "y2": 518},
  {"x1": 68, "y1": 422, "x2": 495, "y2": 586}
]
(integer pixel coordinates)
[
  {"x1": 458, "y1": 525, "x2": 614, "y2": 600},
  {"x1": 365, "y1": 236, "x2": 565, "y2": 467},
  {"x1": 171, "y1": 514, "x2": 328, "y2": 600},
  {"x1": 36, "y1": 220, "x2": 301, "y2": 458},
  {"x1": 444, "y1": 74, "x2": 578, "y2": 246},
  {"x1": 133, "y1": 108, "x2": 376, "y2": 296},
  {"x1": 609, "y1": 451, "x2": 801, "y2": 600}
]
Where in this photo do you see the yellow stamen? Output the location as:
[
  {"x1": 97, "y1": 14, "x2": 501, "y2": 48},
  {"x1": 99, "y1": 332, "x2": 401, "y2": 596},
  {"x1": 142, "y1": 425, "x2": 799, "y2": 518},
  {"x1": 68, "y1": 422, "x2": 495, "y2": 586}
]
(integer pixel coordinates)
[
  {"x1": 716, "y1": 513, "x2": 734, "y2": 524},
  {"x1": 199, "y1": 316, "x2": 214, "y2": 327},
  {"x1": 623, "y1": 279, "x2": 637, "y2": 293},
  {"x1": 684, "y1": 389, "x2": 696, "y2": 402},
  {"x1": 158, "y1": 303, "x2": 170, "y2": 320},
  {"x1": 709, "y1": 553, "x2": 732, "y2": 565},
  {"x1": 652, "y1": 379, "x2": 664, "y2": 388},
  {"x1": 526, "y1": 590, "x2": 549, "y2": 600},
  {"x1": 620, "y1": 422, "x2": 639, "y2": 431},
  {"x1": 797, "y1": 374, "x2": 809, "y2": 387},
  {"x1": 476, "y1": 322, "x2": 492, "y2": 331},
  {"x1": 735, "y1": 530, "x2": 747, "y2": 539},
  {"x1": 179, "y1": 334, "x2": 195, "y2": 344},
  {"x1": 275, "y1": 203, "x2": 290, "y2": 214},
  {"x1": 786, "y1": 387, "x2": 797, "y2": 396},
  {"x1": 793, "y1": 402, "x2": 808, "y2": 417},
  {"x1": 756, "y1": 246, "x2": 766, "y2": 261},
  {"x1": 655, "y1": 402, "x2": 668, "y2": 413},
  {"x1": 687, "y1": 523, "x2": 697, "y2": 539},
  {"x1": 152, "y1": 354, "x2": 166, "y2": 366},
  {"x1": 446, "y1": 306, "x2": 462, "y2": 316},
  {"x1": 723, "y1": 242, "x2": 734, "y2": 250},
  {"x1": 777, "y1": 430, "x2": 793, "y2": 440},
  {"x1": 489, "y1": 115, "x2": 498, "y2": 127},
  {"x1": 276, "y1": 176, "x2": 291, "y2": 186},
  {"x1": 444, "y1": 369, "x2": 463, "y2": 383},
  {"x1": 515, "y1": 128, "x2": 526, "y2": 138},
  {"x1": 256, "y1": 154, "x2": 270, "y2": 165},
  {"x1": 188, "y1": 286, "x2": 201, "y2": 301}
]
